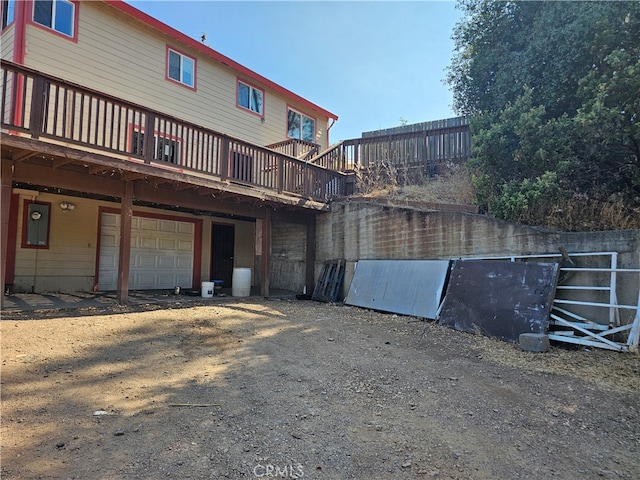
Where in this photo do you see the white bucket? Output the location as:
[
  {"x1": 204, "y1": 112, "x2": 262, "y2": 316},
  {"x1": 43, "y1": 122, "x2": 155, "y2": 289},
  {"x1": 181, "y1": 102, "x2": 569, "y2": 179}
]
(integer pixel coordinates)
[
  {"x1": 232, "y1": 268, "x2": 252, "y2": 297},
  {"x1": 201, "y1": 281, "x2": 214, "y2": 298}
]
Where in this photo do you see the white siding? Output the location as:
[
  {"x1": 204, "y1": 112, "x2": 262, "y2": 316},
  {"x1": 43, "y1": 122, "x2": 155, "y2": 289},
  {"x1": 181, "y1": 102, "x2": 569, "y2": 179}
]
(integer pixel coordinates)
[
  {"x1": 12, "y1": 192, "x2": 100, "y2": 292},
  {"x1": 22, "y1": 2, "x2": 329, "y2": 148},
  {"x1": 1, "y1": 24, "x2": 16, "y2": 60},
  {"x1": 10, "y1": 192, "x2": 259, "y2": 293}
]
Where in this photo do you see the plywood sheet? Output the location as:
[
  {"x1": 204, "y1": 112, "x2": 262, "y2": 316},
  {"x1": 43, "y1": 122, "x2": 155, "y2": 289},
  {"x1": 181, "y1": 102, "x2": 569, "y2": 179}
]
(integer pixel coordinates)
[
  {"x1": 437, "y1": 260, "x2": 559, "y2": 342},
  {"x1": 344, "y1": 260, "x2": 451, "y2": 319}
]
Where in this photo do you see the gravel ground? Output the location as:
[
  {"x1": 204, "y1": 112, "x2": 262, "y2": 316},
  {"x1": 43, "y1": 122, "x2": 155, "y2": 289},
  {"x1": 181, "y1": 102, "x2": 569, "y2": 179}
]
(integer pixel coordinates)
[{"x1": 1, "y1": 298, "x2": 639, "y2": 479}]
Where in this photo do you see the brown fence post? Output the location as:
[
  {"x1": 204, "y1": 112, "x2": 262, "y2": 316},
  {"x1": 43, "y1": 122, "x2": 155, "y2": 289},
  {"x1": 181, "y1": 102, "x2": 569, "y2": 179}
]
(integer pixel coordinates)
[
  {"x1": 353, "y1": 140, "x2": 359, "y2": 169},
  {"x1": 1, "y1": 160, "x2": 14, "y2": 307},
  {"x1": 143, "y1": 112, "x2": 155, "y2": 164},
  {"x1": 117, "y1": 180, "x2": 133, "y2": 305},
  {"x1": 260, "y1": 207, "x2": 271, "y2": 298},
  {"x1": 422, "y1": 130, "x2": 429, "y2": 177},
  {"x1": 28, "y1": 75, "x2": 47, "y2": 139},
  {"x1": 305, "y1": 216, "x2": 316, "y2": 295},
  {"x1": 277, "y1": 156, "x2": 284, "y2": 194},
  {"x1": 220, "y1": 137, "x2": 229, "y2": 180}
]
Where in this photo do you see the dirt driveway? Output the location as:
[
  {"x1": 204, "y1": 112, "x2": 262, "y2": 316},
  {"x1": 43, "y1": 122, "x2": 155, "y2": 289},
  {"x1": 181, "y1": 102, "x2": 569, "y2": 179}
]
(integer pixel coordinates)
[{"x1": 1, "y1": 298, "x2": 639, "y2": 479}]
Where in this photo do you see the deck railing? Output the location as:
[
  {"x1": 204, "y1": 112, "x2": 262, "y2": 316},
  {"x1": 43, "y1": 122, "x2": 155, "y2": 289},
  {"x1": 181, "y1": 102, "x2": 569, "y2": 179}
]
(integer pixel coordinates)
[
  {"x1": 265, "y1": 138, "x2": 319, "y2": 160},
  {"x1": 0, "y1": 61, "x2": 347, "y2": 202},
  {"x1": 312, "y1": 121, "x2": 472, "y2": 174}
]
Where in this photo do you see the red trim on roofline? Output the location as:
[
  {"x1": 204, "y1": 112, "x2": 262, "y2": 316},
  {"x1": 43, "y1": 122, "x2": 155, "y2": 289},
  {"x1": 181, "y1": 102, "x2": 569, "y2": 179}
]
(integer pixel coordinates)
[{"x1": 103, "y1": 0, "x2": 338, "y2": 122}]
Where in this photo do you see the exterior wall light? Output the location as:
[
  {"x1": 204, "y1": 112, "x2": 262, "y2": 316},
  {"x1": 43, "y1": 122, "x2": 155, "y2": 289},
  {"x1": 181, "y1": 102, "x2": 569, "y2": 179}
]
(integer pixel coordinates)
[{"x1": 59, "y1": 201, "x2": 76, "y2": 212}]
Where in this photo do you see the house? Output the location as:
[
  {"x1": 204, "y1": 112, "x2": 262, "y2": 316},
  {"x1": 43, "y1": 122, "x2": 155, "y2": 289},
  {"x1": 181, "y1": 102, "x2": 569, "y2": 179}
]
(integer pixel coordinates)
[{"x1": 0, "y1": 0, "x2": 345, "y2": 304}]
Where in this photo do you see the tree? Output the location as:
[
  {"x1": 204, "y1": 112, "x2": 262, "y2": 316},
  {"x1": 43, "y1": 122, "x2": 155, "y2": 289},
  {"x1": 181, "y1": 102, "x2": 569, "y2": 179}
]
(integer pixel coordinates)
[{"x1": 448, "y1": 1, "x2": 640, "y2": 227}]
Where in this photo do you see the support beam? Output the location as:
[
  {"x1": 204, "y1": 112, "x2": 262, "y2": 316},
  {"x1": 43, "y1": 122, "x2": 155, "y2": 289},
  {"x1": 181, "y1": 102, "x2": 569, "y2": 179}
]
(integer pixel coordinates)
[
  {"x1": 149, "y1": 177, "x2": 171, "y2": 187},
  {"x1": 260, "y1": 207, "x2": 271, "y2": 297},
  {"x1": 10, "y1": 162, "x2": 266, "y2": 218},
  {"x1": 305, "y1": 216, "x2": 316, "y2": 296},
  {"x1": 53, "y1": 158, "x2": 74, "y2": 169},
  {"x1": 89, "y1": 165, "x2": 110, "y2": 175},
  {"x1": 117, "y1": 181, "x2": 133, "y2": 305},
  {"x1": 1, "y1": 160, "x2": 14, "y2": 307},
  {"x1": 2, "y1": 133, "x2": 331, "y2": 211},
  {"x1": 13, "y1": 150, "x2": 39, "y2": 162},
  {"x1": 122, "y1": 172, "x2": 147, "y2": 182},
  {"x1": 174, "y1": 183, "x2": 197, "y2": 191}
]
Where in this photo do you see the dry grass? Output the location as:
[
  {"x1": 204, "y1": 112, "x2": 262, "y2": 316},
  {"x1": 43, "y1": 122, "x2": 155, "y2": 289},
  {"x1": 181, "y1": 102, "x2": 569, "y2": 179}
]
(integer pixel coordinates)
[
  {"x1": 520, "y1": 196, "x2": 640, "y2": 231},
  {"x1": 354, "y1": 161, "x2": 639, "y2": 231},
  {"x1": 473, "y1": 333, "x2": 640, "y2": 394},
  {"x1": 355, "y1": 161, "x2": 476, "y2": 206}
]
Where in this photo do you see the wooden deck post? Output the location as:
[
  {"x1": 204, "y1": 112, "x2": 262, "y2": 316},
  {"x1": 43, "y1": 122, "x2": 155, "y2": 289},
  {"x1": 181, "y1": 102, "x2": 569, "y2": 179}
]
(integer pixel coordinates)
[
  {"x1": 143, "y1": 113, "x2": 155, "y2": 164},
  {"x1": 305, "y1": 215, "x2": 316, "y2": 296},
  {"x1": 1, "y1": 160, "x2": 14, "y2": 307},
  {"x1": 277, "y1": 156, "x2": 284, "y2": 194},
  {"x1": 260, "y1": 207, "x2": 271, "y2": 297},
  {"x1": 29, "y1": 76, "x2": 47, "y2": 139},
  {"x1": 117, "y1": 181, "x2": 133, "y2": 304},
  {"x1": 220, "y1": 137, "x2": 229, "y2": 180}
]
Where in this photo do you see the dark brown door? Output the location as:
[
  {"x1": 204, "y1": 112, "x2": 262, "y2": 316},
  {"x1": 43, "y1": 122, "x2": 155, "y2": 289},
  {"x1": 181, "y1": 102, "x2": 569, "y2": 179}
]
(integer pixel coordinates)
[{"x1": 211, "y1": 223, "x2": 235, "y2": 287}]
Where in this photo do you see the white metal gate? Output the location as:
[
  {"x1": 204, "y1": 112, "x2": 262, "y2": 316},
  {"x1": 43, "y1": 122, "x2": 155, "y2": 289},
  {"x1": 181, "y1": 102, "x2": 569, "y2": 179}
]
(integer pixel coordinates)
[{"x1": 455, "y1": 252, "x2": 640, "y2": 352}]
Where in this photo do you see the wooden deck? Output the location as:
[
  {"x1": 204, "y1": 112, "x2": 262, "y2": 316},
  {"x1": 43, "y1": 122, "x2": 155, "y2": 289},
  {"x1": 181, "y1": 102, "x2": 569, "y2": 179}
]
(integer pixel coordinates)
[{"x1": 0, "y1": 61, "x2": 348, "y2": 207}]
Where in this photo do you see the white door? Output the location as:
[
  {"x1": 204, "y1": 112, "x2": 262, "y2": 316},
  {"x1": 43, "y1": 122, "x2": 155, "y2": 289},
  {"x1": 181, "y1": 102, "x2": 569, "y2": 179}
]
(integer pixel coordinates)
[{"x1": 98, "y1": 212, "x2": 194, "y2": 291}]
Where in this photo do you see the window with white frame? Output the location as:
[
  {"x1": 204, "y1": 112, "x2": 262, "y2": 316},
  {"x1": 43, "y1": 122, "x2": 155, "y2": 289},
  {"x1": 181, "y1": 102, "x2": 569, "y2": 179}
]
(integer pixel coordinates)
[
  {"x1": 237, "y1": 80, "x2": 264, "y2": 116},
  {"x1": 167, "y1": 48, "x2": 195, "y2": 88},
  {"x1": 287, "y1": 108, "x2": 316, "y2": 143},
  {"x1": 1, "y1": 0, "x2": 16, "y2": 30},
  {"x1": 33, "y1": 0, "x2": 75, "y2": 38}
]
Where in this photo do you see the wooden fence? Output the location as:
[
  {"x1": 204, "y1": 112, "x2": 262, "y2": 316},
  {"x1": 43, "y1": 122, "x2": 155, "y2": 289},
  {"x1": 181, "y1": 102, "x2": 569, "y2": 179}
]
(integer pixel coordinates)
[{"x1": 312, "y1": 118, "x2": 471, "y2": 175}]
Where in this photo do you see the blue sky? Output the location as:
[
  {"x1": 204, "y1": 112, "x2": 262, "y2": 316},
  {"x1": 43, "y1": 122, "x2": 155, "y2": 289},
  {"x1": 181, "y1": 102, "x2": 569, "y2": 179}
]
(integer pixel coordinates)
[{"x1": 128, "y1": 1, "x2": 463, "y2": 142}]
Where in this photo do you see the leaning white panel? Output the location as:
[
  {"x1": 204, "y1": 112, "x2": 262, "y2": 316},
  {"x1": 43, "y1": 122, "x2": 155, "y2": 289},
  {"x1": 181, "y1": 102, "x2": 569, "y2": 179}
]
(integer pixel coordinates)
[{"x1": 345, "y1": 259, "x2": 451, "y2": 319}]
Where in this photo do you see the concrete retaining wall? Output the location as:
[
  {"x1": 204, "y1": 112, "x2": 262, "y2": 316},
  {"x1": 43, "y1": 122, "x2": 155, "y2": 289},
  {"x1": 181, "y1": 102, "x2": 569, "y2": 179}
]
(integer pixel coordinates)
[
  {"x1": 270, "y1": 221, "x2": 307, "y2": 293},
  {"x1": 316, "y1": 200, "x2": 640, "y2": 319}
]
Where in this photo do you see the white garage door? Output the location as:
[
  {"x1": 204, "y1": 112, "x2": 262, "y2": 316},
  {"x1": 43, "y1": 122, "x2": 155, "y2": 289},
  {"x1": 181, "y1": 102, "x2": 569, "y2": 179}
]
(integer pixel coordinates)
[{"x1": 98, "y1": 212, "x2": 195, "y2": 291}]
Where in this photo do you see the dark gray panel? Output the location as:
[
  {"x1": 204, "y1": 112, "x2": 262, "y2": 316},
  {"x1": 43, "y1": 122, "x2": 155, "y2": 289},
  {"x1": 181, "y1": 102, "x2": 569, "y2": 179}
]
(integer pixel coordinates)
[
  {"x1": 312, "y1": 260, "x2": 345, "y2": 302},
  {"x1": 437, "y1": 260, "x2": 559, "y2": 342},
  {"x1": 344, "y1": 260, "x2": 451, "y2": 319}
]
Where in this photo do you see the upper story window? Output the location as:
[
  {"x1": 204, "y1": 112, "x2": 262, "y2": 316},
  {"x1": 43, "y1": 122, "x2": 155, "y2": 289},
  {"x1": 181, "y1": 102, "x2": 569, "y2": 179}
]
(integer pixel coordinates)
[
  {"x1": 33, "y1": 0, "x2": 76, "y2": 38},
  {"x1": 1, "y1": 0, "x2": 16, "y2": 30},
  {"x1": 287, "y1": 108, "x2": 316, "y2": 143},
  {"x1": 237, "y1": 80, "x2": 264, "y2": 116},
  {"x1": 167, "y1": 47, "x2": 195, "y2": 89}
]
